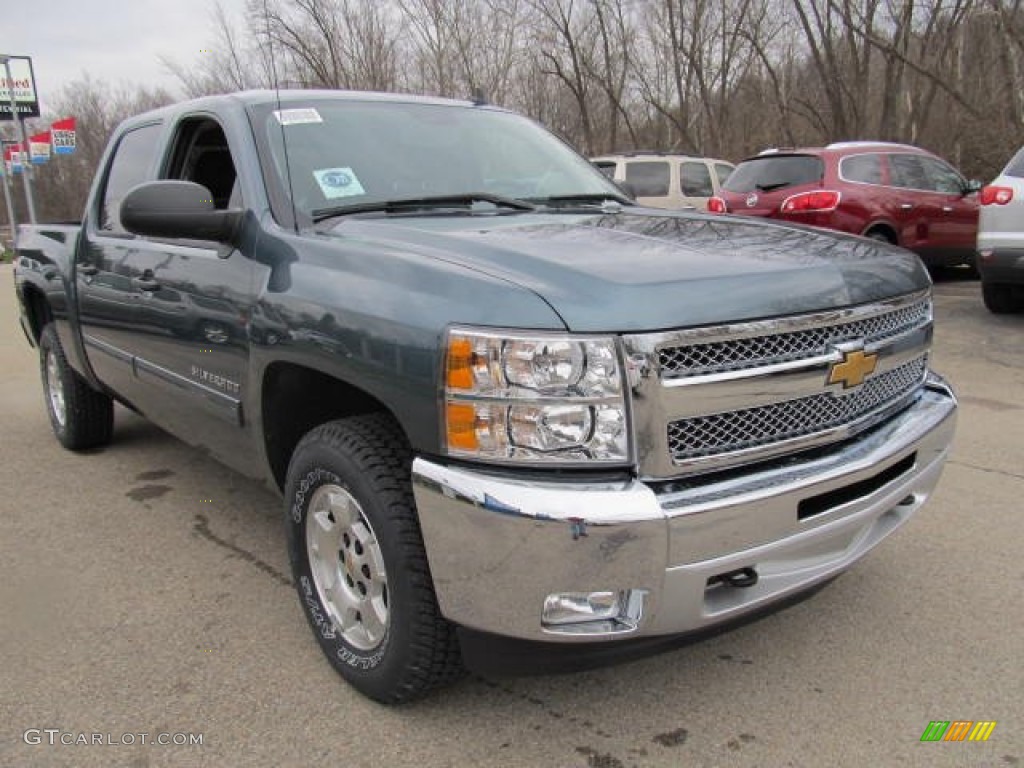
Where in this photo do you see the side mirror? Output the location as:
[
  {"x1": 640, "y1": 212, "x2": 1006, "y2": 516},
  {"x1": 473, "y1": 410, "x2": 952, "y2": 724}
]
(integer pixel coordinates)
[
  {"x1": 963, "y1": 179, "x2": 983, "y2": 196},
  {"x1": 121, "y1": 181, "x2": 243, "y2": 244}
]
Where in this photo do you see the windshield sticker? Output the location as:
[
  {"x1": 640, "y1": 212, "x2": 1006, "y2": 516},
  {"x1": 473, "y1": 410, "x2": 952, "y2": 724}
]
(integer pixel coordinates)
[
  {"x1": 273, "y1": 108, "x2": 323, "y2": 126},
  {"x1": 313, "y1": 168, "x2": 366, "y2": 199}
]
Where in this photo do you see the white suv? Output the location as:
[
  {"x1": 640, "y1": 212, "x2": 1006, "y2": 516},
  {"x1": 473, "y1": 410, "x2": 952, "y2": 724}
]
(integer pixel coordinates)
[
  {"x1": 591, "y1": 152, "x2": 734, "y2": 211},
  {"x1": 978, "y1": 147, "x2": 1024, "y2": 313}
]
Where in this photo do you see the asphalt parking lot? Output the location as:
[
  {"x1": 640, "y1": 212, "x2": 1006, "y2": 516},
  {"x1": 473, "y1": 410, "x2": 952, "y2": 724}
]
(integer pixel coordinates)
[{"x1": 1, "y1": 264, "x2": 1021, "y2": 768}]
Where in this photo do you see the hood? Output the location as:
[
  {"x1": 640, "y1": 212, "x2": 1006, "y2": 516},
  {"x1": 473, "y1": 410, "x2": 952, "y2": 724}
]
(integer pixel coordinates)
[{"x1": 322, "y1": 208, "x2": 930, "y2": 333}]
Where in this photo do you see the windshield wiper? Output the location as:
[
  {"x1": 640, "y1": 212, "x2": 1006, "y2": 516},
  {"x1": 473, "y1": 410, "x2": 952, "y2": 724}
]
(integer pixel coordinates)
[
  {"x1": 754, "y1": 182, "x2": 793, "y2": 192},
  {"x1": 312, "y1": 193, "x2": 536, "y2": 222},
  {"x1": 525, "y1": 192, "x2": 634, "y2": 208}
]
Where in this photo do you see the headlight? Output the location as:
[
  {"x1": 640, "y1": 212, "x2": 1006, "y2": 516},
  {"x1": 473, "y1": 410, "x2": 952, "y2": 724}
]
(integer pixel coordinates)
[{"x1": 443, "y1": 328, "x2": 630, "y2": 464}]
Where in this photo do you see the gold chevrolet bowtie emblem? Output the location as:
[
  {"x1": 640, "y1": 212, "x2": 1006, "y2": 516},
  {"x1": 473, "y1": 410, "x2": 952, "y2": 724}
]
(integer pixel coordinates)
[{"x1": 828, "y1": 349, "x2": 878, "y2": 389}]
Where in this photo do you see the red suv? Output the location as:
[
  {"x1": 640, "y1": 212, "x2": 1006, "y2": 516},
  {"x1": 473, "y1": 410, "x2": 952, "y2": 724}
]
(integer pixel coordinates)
[{"x1": 710, "y1": 142, "x2": 981, "y2": 269}]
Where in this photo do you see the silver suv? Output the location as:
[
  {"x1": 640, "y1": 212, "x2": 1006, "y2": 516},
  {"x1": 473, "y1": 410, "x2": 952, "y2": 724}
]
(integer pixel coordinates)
[
  {"x1": 591, "y1": 152, "x2": 734, "y2": 210},
  {"x1": 978, "y1": 147, "x2": 1024, "y2": 313}
]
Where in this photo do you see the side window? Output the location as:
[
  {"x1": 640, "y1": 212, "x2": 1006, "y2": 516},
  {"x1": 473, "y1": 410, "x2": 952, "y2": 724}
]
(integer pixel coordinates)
[
  {"x1": 888, "y1": 154, "x2": 930, "y2": 191},
  {"x1": 626, "y1": 161, "x2": 670, "y2": 197},
  {"x1": 680, "y1": 161, "x2": 713, "y2": 197},
  {"x1": 165, "y1": 118, "x2": 239, "y2": 210},
  {"x1": 920, "y1": 156, "x2": 965, "y2": 195},
  {"x1": 99, "y1": 123, "x2": 163, "y2": 233},
  {"x1": 841, "y1": 154, "x2": 883, "y2": 185},
  {"x1": 592, "y1": 161, "x2": 617, "y2": 179},
  {"x1": 714, "y1": 163, "x2": 733, "y2": 187}
]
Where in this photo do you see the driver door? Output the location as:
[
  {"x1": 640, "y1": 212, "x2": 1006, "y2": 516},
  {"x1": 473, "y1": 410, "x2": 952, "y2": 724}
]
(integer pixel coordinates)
[{"x1": 114, "y1": 116, "x2": 261, "y2": 475}]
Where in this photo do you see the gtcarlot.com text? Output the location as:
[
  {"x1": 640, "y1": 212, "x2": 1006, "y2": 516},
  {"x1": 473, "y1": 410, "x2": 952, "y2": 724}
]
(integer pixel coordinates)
[{"x1": 23, "y1": 729, "x2": 204, "y2": 747}]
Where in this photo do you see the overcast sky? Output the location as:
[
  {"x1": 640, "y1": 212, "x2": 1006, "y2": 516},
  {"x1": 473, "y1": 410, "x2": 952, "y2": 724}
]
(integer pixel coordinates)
[{"x1": 6, "y1": 0, "x2": 248, "y2": 111}]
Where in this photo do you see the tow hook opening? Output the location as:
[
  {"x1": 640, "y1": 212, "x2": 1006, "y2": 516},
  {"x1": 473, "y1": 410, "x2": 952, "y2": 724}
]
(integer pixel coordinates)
[{"x1": 707, "y1": 567, "x2": 759, "y2": 589}]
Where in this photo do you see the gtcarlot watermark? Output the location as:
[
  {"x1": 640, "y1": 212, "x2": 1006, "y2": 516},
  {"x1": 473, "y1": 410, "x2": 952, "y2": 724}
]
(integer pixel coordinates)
[{"x1": 23, "y1": 729, "x2": 203, "y2": 747}]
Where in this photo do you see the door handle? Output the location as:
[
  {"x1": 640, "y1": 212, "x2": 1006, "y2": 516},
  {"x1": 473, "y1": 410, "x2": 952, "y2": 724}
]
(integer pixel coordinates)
[
  {"x1": 78, "y1": 264, "x2": 99, "y2": 276},
  {"x1": 133, "y1": 276, "x2": 161, "y2": 292},
  {"x1": 942, "y1": 206, "x2": 954, "y2": 212},
  {"x1": 899, "y1": 203, "x2": 914, "y2": 211}
]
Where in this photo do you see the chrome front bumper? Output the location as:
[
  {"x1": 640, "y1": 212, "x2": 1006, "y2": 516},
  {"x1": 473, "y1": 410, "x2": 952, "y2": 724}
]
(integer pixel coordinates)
[{"x1": 412, "y1": 374, "x2": 957, "y2": 643}]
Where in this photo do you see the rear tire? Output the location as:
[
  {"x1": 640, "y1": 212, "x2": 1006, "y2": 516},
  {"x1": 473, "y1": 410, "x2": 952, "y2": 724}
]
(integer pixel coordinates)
[
  {"x1": 39, "y1": 324, "x2": 114, "y2": 450},
  {"x1": 285, "y1": 414, "x2": 462, "y2": 704},
  {"x1": 982, "y1": 282, "x2": 1020, "y2": 314}
]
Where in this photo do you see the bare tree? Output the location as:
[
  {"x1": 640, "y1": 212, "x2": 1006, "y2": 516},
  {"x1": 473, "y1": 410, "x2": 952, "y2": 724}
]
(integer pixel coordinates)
[
  {"x1": 337, "y1": 1, "x2": 403, "y2": 90},
  {"x1": 581, "y1": 0, "x2": 639, "y2": 152},
  {"x1": 633, "y1": 0, "x2": 777, "y2": 155},
  {"x1": 399, "y1": 0, "x2": 525, "y2": 101},
  {"x1": 527, "y1": 0, "x2": 602, "y2": 153},
  {"x1": 788, "y1": 0, "x2": 883, "y2": 138},
  {"x1": 987, "y1": 0, "x2": 1023, "y2": 126},
  {"x1": 163, "y1": 2, "x2": 273, "y2": 97},
  {"x1": 254, "y1": 0, "x2": 403, "y2": 90},
  {"x1": 399, "y1": 0, "x2": 460, "y2": 94}
]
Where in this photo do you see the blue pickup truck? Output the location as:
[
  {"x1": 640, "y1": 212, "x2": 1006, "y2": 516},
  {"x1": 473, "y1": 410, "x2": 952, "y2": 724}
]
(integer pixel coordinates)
[{"x1": 14, "y1": 90, "x2": 957, "y2": 703}]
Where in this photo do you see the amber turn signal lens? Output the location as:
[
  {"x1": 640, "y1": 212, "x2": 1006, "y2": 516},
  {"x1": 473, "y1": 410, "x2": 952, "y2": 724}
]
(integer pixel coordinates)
[
  {"x1": 447, "y1": 338, "x2": 474, "y2": 390},
  {"x1": 446, "y1": 402, "x2": 478, "y2": 451}
]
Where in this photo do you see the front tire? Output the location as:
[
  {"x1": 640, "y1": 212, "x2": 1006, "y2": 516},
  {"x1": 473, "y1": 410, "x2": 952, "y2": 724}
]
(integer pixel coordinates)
[
  {"x1": 39, "y1": 324, "x2": 114, "y2": 450},
  {"x1": 285, "y1": 414, "x2": 461, "y2": 703}
]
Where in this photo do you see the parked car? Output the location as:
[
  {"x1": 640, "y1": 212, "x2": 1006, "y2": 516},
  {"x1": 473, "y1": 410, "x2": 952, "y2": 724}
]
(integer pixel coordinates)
[
  {"x1": 591, "y1": 152, "x2": 734, "y2": 210},
  {"x1": 977, "y1": 146, "x2": 1024, "y2": 313},
  {"x1": 710, "y1": 142, "x2": 981, "y2": 270}
]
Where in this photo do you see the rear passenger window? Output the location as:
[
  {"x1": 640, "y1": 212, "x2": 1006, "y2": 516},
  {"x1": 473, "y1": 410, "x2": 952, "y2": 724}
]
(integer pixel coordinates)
[
  {"x1": 841, "y1": 154, "x2": 882, "y2": 184},
  {"x1": 888, "y1": 154, "x2": 930, "y2": 191},
  {"x1": 593, "y1": 161, "x2": 617, "y2": 179},
  {"x1": 680, "y1": 162, "x2": 713, "y2": 197},
  {"x1": 1005, "y1": 147, "x2": 1024, "y2": 178},
  {"x1": 626, "y1": 161, "x2": 670, "y2": 197},
  {"x1": 714, "y1": 163, "x2": 733, "y2": 187},
  {"x1": 99, "y1": 123, "x2": 163, "y2": 233}
]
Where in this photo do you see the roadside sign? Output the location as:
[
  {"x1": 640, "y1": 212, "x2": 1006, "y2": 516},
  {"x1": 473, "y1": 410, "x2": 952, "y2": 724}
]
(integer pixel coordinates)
[
  {"x1": 3, "y1": 142, "x2": 24, "y2": 173},
  {"x1": 0, "y1": 56, "x2": 40, "y2": 120},
  {"x1": 30, "y1": 131, "x2": 50, "y2": 164},
  {"x1": 52, "y1": 117, "x2": 76, "y2": 154}
]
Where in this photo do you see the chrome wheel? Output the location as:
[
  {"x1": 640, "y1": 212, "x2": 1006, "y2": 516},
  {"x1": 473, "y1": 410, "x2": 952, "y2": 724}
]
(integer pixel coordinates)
[
  {"x1": 305, "y1": 484, "x2": 389, "y2": 651},
  {"x1": 45, "y1": 348, "x2": 67, "y2": 429}
]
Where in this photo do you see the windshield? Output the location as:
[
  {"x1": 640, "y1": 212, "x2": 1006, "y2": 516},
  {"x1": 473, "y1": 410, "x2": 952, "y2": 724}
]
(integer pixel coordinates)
[
  {"x1": 251, "y1": 98, "x2": 623, "y2": 224},
  {"x1": 723, "y1": 155, "x2": 824, "y2": 194}
]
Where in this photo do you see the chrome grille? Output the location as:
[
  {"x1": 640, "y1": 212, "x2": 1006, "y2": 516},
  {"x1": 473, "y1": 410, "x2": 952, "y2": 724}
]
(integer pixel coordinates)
[
  {"x1": 667, "y1": 356, "x2": 928, "y2": 461},
  {"x1": 659, "y1": 298, "x2": 931, "y2": 378}
]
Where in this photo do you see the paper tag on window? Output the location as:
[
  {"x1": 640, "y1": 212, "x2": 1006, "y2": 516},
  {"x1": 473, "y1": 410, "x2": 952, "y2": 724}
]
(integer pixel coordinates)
[{"x1": 273, "y1": 108, "x2": 323, "y2": 125}]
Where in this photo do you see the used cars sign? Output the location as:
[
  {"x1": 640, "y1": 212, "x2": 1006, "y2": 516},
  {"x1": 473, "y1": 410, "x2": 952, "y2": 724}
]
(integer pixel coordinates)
[{"x1": 0, "y1": 55, "x2": 40, "y2": 120}]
